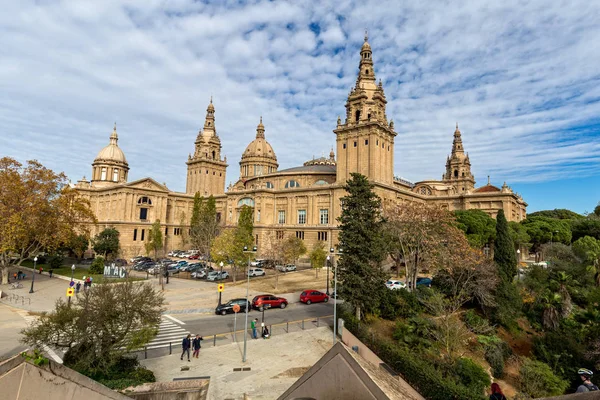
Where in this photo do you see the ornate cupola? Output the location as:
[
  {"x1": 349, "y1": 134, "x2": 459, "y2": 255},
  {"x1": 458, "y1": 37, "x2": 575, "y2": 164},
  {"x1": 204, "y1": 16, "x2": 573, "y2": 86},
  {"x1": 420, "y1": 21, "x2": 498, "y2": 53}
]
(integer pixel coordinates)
[
  {"x1": 186, "y1": 98, "x2": 228, "y2": 196},
  {"x1": 443, "y1": 123, "x2": 475, "y2": 193},
  {"x1": 334, "y1": 32, "x2": 396, "y2": 185},
  {"x1": 239, "y1": 117, "x2": 278, "y2": 179},
  {"x1": 91, "y1": 123, "x2": 129, "y2": 187}
]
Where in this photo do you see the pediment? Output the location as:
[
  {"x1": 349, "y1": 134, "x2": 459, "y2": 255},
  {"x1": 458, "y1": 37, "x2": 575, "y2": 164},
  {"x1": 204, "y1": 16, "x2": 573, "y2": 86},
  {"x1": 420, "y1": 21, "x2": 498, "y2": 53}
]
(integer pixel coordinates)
[{"x1": 124, "y1": 178, "x2": 169, "y2": 192}]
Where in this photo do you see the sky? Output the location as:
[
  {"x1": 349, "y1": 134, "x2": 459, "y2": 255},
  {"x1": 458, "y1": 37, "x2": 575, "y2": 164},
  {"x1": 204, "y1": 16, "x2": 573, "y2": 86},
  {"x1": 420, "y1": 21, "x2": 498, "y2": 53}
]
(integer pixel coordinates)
[{"x1": 1, "y1": 0, "x2": 599, "y2": 214}]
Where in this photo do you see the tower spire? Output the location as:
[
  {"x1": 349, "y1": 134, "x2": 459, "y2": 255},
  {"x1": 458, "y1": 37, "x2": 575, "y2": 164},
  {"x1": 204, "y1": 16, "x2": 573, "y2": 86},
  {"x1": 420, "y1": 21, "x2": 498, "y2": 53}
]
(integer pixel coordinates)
[
  {"x1": 202, "y1": 98, "x2": 216, "y2": 137},
  {"x1": 256, "y1": 116, "x2": 265, "y2": 139}
]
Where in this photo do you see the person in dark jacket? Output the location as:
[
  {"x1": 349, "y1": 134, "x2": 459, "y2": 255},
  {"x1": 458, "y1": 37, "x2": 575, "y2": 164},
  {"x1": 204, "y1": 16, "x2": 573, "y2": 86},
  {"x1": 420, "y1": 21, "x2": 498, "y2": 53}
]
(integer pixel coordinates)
[
  {"x1": 192, "y1": 334, "x2": 203, "y2": 358},
  {"x1": 489, "y1": 383, "x2": 507, "y2": 400},
  {"x1": 576, "y1": 368, "x2": 599, "y2": 392},
  {"x1": 181, "y1": 334, "x2": 191, "y2": 361}
]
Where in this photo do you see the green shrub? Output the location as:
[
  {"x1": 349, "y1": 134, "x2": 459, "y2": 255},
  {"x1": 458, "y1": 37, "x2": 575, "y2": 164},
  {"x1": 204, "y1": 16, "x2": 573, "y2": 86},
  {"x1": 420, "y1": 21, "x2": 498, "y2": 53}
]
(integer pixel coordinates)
[
  {"x1": 532, "y1": 329, "x2": 584, "y2": 379},
  {"x1": 456, "y1": 357, "x2": 491, "y2": 393},
  {"x1": 47, "y1": 254, "x2": 64, "y2": 270},
  {"x1": 463, "y1": 310, "x2": 495, "y2": 335},
  {"x1": 491, "y1": 281, "x2": 522, "y2": 329},
  {"x1": 519, "y1": 357, "x2": 568, "y2": 398},
  {"x1": 90, "y1": 257, "x2": 105, "y2": 274},
  {"x1": 476, "y1": 335, "x2": 511, "y2": 378}
]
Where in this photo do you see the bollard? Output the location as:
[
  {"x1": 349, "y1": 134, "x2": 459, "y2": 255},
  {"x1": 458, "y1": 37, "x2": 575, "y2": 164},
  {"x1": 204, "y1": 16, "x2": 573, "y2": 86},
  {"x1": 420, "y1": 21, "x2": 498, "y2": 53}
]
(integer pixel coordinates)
[
  {"x1": 144, "y1": 347, "x2": 147, "y2": 359},
  {"x1": 269, "y1": 325, "x2": 272, "y2": 336},
  {"x1": 302, "y1": 319, "x2": 304, "y2": 330},
  {"x1": 169, "y1": 342, "x2": 172, "y2": 355},
  {"x1": 286, "y1": 321, "x2": 289, "y2": 333},
  {"x1": 213, "y1": 334, "x2": 216, "y2": 346},
  {"x1": 317, "y1": 317, "x2": 319, "y2": 327}
]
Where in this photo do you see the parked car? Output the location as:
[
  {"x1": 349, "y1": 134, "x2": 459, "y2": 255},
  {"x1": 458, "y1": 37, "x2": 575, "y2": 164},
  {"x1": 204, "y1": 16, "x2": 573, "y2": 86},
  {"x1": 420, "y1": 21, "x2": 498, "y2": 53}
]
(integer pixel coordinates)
[
  {"x1": 385, "y1": 280, "x2": 406, "y2": 290},
  {"x1": 113, "y1": 259, "x2": 128, "y2": 266},
  {"x1": 248, "y1": 268, "x2": 266, "y2": 277},
  {"x1": 407, "y1": 277, "x2": 433, "y2": 289},
  {"x1": 188, "y1": 253, "x2": 200, "y2": 260},
  {"x1": 250, "y1": 259, "x2": 264, "y2": 267},
  {"x1": 191, "y1": 269, "x2": 208, "y2": 279},
  {"x1": 215, "y1": 298, "x2": 251, "y2": 315},
  {"x1": 276, "y1": 264, "x2": 296, "y2": 272},
  {"x1": 167, "y1": 250, "x2": 182, "y2": 257},
  {"x1": 300, "y1": 290, "x2": 329, "y2": 304},
  {"x1": 206, "y1": 271, "x2": 229, "y2": 281},
  {"x1": 252, "y1": 294, "x2": 288, "y2": 310}
]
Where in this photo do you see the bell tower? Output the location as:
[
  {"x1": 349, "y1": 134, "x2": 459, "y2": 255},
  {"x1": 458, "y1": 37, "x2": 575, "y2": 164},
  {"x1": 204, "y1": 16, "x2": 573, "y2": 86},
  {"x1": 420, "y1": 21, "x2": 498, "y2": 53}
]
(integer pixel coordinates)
[
  {"x1": 186, "y1": 99, "x2": 228, "y2": 195},
  {"x1": 334, "y1": 32, "x2": 396, "y2": 185},
  {"x1": 443, "y1": 123, "x2": 475, "y2": 193}
]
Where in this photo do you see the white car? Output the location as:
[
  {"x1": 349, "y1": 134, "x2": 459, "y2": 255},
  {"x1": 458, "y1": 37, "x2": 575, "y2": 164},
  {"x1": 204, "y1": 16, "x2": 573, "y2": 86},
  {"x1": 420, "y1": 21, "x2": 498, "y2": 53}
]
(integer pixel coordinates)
[
  {"x1": 385, "y1": 280, "x2": 406, "y2": 290},
  {"x1": 276, "y1": 264, "x2": 296, "y2": 272},
  {"x1": 248, "y1": 268, "x2": 265, "y2": 277},
  {"x1": 206, "y1": 271, "x2": 229, "y2": 281}
]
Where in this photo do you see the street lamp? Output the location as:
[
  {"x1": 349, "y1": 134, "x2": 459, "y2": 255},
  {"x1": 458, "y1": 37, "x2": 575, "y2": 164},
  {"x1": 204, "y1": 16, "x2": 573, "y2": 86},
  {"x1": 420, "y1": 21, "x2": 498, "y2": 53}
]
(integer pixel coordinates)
[
  {"x1": 30, "y1": 256, "x2": 37, "y2": 293},
  {"x1": 330, "y1": 246, "x2": 343, "y2": 345},
  {"x1": 326, "y1": 247, "x2": 334, "y2": 295},
  {"x1": 71, "y1": 264, "x2": 76, "y2": 282},
  {"x1": 218, "y1": 261, "x2": 224, "y2": 306},
  {"x1": 242, "y1": 245, "x2": 257, "y2": 363}
]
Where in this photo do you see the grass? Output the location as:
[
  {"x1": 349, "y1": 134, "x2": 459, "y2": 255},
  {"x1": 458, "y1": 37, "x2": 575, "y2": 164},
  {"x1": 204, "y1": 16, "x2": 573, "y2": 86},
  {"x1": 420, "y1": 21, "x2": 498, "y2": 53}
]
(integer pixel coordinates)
[{"x1": 20, "y1": 260, "x2": 143, "y2": 283}]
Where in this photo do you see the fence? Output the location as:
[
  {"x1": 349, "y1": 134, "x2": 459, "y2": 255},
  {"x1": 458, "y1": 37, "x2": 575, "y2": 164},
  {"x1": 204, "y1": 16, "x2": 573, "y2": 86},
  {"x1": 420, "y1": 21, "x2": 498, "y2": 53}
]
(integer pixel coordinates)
[
  {"x1": 3, "y1": 293, "x2": 31, "y2": 306},
  {"x1": 130, "y1": 315, "x2": 334, "y2": 360}
]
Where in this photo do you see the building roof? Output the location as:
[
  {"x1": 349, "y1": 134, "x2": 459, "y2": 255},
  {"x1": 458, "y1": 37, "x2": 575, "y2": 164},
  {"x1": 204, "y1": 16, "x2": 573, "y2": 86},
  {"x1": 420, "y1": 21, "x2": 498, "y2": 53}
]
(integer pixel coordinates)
[
  {"x1": 277, "y1": 164, "x2": 336, "y2": 174},
  {"x1": 474, "y1": 184, "x2": 501, "y2": 193},
  {"x1": 241, "y1": 117, "x2": 277, "y2": 162},
  {"x1": 94, "y1": 124, "x2": 128, "y2": 165}
]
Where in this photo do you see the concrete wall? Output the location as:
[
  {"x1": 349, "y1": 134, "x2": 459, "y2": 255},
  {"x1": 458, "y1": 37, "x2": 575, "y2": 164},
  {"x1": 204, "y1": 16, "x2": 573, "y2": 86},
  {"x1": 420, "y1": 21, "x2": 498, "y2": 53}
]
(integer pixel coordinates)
[{"x1": 341, "y1": 327, "x2": 385, "y2": 368}]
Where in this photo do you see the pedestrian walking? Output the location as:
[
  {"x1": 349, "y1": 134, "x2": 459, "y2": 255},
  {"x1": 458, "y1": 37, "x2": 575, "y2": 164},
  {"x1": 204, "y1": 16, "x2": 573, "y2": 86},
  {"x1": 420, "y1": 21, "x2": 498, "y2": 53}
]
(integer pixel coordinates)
[
  {"x1": 181, "y1": 334, "x2": 191, "y2": 362},
  {"x1": 262, "y1": 325, "x2": 270, "y2": 339},
  {"x1": 251, "y1": 318, "x2": 258, "y2": 339},
  {"x1": 89, "y1": 276, "x2": 93, "y2": 288},
  {"x1": 39, "y1": 267, "x2": 43, "y2": 274},
  {"x1": 13, "y1": 273, "x2": 17, "y2": 281},
  {"x1": 192, "y1": 334, "x2": 203, "y2": 358},
  {"x1": 49, "y1": 269, "x2": 53, "y2": 278},
  {"x1": 17, "y1": 270, "x2": 23, "y2": 280},
  {"x1": 489, "y1": 383, "x2": 507, "y2": 400},
  {"x1": 75, "y1": 282, "x2": 81, "y2": 294},
  {"x1": 576, "y1": 368, "x2": 599, "y2": 392}
]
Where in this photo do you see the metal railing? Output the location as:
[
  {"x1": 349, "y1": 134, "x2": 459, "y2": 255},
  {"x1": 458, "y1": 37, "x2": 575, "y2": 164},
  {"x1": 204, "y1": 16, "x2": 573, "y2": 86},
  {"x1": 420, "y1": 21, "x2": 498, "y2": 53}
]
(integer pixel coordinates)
[
  {"x1": 3, "y1": 293, "x2": 32, "y2": 305},
  {"x1": 131, "y1": 315, "x2": 334, "y2": 360}
]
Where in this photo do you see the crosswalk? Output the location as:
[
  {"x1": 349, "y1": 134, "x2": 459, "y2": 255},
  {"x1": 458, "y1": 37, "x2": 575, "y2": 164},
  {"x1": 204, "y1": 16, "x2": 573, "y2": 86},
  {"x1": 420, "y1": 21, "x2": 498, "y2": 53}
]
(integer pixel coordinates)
[
  {"x1": 15, "y1": 310, "x2": 63, "y2": 364},
  {"x1": 143, "y1": 316, "x2": 190, "y2": 350}
]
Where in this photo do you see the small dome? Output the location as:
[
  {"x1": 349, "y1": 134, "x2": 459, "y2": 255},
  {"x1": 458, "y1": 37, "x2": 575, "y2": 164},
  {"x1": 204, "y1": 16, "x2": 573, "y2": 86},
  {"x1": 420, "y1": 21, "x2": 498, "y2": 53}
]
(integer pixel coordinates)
[
  {"x1": 242, "y1": 118, "x2": 277, "y2": 161},
  {"x1": 475, "y1": 184, "x2": 501, "y2": 193},
  {"x1": 94, "y1": 124, "x2": 128, "y2": 165}
]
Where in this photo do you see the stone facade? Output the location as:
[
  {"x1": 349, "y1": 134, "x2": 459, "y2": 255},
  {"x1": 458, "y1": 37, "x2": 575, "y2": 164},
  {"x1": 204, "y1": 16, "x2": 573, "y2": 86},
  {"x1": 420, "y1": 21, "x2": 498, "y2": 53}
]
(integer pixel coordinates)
[{"x1": 74, "y1": 35, "x2": 527, "y2": 258}]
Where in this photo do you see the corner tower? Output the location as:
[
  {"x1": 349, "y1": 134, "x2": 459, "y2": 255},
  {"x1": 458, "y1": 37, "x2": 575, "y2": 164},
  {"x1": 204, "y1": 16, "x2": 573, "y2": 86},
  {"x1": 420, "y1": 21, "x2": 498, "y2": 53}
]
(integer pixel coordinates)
[
  {"x1": 442, "y1": 123, "x2": 475, "y2": 193},
  {"x1": 186, "y1": 99, "x2": 228, "y2": 195},
  {"x1": 91, "y1": 124, "x2": 129, "y2": 187},
  {"x1": 334, "y1": 32, "x2": 396, "y2": 185}
]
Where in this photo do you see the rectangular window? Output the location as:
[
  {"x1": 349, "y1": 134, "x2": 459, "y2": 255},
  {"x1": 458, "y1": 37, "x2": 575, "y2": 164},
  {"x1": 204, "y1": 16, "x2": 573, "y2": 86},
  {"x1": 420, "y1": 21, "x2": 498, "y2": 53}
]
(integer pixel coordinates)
[
  {"x1": 165, "y1": 227, "x2": 168, "y2": 235},
  {"x1": 139, "y1": 208, "x2": 148, "y2": 220},
  {"x1": 255, "y1": 234, "x2": 259, "y2": 246},
  {"x1": 257, "y1": 209, "x2": 261, "y2": 222},
  {"x1": 276, "y1": 230, "x2": 285, "y2": 240},
  {"x1": 365, "y1": 139, "x2": 368, "y2": 145},
  {"x1": 216, "y1": 212, "x2": 222, "y2": 223},
  {"x1": 319, "y1": 209, "x2": 329, "y2": 225},
  {"x1": 295, "y1": 231, "x2": 305, "y2": 240},
  {"x1": 141, "y1": 229, "x2": 145, "y2": 241},
  {"x1": 353, "y1": 141, "x2": 357, "y2": 147},
  {"x1": 377, "y1": 140, "x2": 379, "y2": 145},
  {"x1": 298, "y1": 210, "x2": 306, "y2": 225},
  {"x1": 113, "y1": 169, "x2": 119, "y2": 182},
  {"x1": 133, "y1": 229, "x2": 138, "y2": 241},
  {"x1": 278, "y1": 210, "x2": 286, "y2": 224},
  {"x1": 343, "y1": 143, "x2": 347, "y2": 149},
  {"x1": 318, "y1": 232, "x2": 328, "y2": 241},
  {"x1": 101, "y1": 168, "x2": 107, "y2": 180}
]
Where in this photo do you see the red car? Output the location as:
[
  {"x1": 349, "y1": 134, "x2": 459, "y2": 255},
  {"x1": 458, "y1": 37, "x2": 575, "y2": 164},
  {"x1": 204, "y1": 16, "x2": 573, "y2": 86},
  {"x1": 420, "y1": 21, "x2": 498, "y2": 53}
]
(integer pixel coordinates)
[
  {"x1": 252, "y1": 294, "x2": 288, "y2": 311},
  {"x1": 300, "y1": 290, "x2": 329, "y2": 305},
  {"x1": 188, "y1": 254, "x2": 200, "y2": 260}
]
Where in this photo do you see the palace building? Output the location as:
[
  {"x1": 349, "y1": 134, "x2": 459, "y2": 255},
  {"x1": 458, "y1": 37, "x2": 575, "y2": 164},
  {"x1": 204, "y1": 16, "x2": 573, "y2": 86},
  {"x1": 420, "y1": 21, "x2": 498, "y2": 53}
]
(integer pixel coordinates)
[{"x1": 74, "y1": 35, "x2": 527, "y2": 258}]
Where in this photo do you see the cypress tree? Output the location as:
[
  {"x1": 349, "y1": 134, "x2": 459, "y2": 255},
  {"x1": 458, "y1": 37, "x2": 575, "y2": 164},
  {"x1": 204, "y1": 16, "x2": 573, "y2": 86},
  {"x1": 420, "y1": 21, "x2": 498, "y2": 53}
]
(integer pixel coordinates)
[
  {"x1": 337, "y1": 173, "x2": 387, "y2": 320},
  {"x1": 494, "y1": 209, "x2": 517, "y2": 282}
]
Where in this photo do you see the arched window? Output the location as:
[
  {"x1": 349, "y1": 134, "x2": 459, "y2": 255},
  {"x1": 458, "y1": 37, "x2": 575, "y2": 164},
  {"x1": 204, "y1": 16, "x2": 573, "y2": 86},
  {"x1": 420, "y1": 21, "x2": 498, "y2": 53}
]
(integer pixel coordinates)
[
  {"x1": 113, "y1": 169, "x2": 119, "y2": 182},
  {"x1": 454, "y1": 170, "x2": 458, "y2": 178},
  {"x1": 314, "y1": 180, "x2": 328, "y2": 186},
  {"x1": 237, "y1": 198, "x2": 255, "y2": 207},
  {"x1": 212, "y1": 150, "x2": 216, "y2": 159},
  {"x1": 138, "y1": 196, "x2": 152, "y2": 205},
  {"x1": 265, "y1": 182, "x2": 274, "y2": 189},
  {"x1": 355, "y1": 110, "x2": 361, "y2": 122},
  {"x1": 285, "y1": 180, "x2": 300, "y2": 189}
]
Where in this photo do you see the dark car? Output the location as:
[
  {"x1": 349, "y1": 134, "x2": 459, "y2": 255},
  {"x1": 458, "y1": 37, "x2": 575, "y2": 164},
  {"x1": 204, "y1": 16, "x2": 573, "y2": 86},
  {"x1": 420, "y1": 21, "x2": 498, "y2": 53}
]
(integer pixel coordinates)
[
  {"x1": 252, "y1": 294, "x2": 288, "y2": 311},
  {"x1": 300, "y1": 290, "x2": 329, "y2": 305},
  {"x1": 215, "y1": 298, "x2": 251, "y2": 315},
  {"x1": 408, "y1": 277, "x2": 433, "y2": 288}
]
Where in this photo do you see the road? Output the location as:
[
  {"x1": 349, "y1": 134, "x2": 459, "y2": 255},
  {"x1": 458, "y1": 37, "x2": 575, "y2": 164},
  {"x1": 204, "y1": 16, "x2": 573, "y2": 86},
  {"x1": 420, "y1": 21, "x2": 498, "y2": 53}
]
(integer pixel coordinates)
[{"x1": 180, "y1": 301, "x2": 335, "y2": 336}]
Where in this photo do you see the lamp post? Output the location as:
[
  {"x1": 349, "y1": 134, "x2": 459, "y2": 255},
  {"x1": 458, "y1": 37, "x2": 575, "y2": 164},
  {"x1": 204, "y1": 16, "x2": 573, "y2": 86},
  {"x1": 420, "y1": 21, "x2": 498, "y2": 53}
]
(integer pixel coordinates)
[
  {"x1": 326, "y1": 248, "x2": 334, "y2": 295},
  {"x1": 30, "y1": 256, "x2": 37, "y2": 293},
  {"x1": 331, "y1": 246, "x2": 343, "y2": 345},
  {"x1": 242, "y1": 245, "x2": 257, "y2": 363},
  {"x1": 71, "y1": 264, "x2": 76, "y2": 282},
  {"x1": 218, "y1": 261, "x2": 224, "y2": 306}
]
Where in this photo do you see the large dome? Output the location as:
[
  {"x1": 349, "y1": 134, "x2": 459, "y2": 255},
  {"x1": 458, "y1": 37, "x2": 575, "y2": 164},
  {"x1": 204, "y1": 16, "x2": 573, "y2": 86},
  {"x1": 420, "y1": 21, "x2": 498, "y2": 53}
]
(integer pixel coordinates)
[
  {"x1": 94, "y1": 125, "x2": 128, "y2": 165},
  {"x1": 241, "y1": 117, "x2": 277, "y2": 161}
]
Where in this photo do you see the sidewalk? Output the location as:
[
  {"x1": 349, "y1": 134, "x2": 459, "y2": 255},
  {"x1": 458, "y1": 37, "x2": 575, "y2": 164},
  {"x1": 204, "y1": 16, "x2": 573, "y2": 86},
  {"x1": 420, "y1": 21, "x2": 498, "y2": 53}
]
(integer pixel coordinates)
[
  {"x1": 0, "y1": 305, "x2": 30, "y2": 360},
  {"x1": 140, "y1": 326, "x2": 334, "y2": 400}
]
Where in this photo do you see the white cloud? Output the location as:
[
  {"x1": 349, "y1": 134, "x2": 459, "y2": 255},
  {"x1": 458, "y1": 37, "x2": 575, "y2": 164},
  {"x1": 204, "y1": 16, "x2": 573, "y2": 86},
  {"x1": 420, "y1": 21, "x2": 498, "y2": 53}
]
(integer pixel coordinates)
[{"x1": 1, "y1": 0, "x2": 599, "y2": 199}]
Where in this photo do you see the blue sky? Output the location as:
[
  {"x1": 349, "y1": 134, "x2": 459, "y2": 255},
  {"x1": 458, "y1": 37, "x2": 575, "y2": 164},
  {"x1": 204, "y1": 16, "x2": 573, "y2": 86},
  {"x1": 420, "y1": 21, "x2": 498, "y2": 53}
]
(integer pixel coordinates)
[{"x1": 1, "y1": 0, "x2": 599, "y2": 214}]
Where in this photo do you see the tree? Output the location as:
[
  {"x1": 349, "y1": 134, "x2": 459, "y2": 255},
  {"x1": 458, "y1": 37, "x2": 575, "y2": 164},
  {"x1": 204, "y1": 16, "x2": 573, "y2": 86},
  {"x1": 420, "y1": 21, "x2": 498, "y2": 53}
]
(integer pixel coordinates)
[
  {"x1": 68, "y1": 234, "x2": 89, "y2": 260},
  {"x1": 337, "y1": 173, "x2": 387, "y2": 320},
  {"x1": 594, "y1": 202, "x2": 600, "y2": 217},
  {"x1": 571, "y1": 217, "x2": 600, "y2": 242},
  {"x1": 539, "y1": 290, "x2": 562, "y2": 330},
  {"x1": 519, "y1": 358, "x2": 569, "y2": 398},
  {"x1": 21, "y1": 281, "x2": 164, "y2": 377},
  {"x1": 0, "y1": 158, "x2": 96, "y2": 284},
  {"x1": 552, "y1": 271, "x2": 572, "y2": 317},
  {"x1": 454, "y1": 210, "x2": 496, "y2": 248},
  {"x1": 145, "y1": 220, "x2": 163, "y2": 260},
  {"x1": 522, "y1": 216, "x2": 572, "y2": 248},
  {"x1": 385, "y1": 201, "x2": 456, "y2": 291},
  {"x1": 309, "y1": 242, "x2": 327, "y2": 278},
  {"x1": 572, "y1": 236, "x2": 600, "y2": 264},
  {"x1": 281, "y1": 236, "x2": 307, "y2": 264},
  {"x1": 494, "y1": 210, "x2": 517, "y2": 282},
  {"x1": 92, "y1": 227, "x2": 120, "y2": 260},
  {"x1": 508, "y1": 221, "x2": 530, "y2": 250},
  {"x1": 190, "y1": 194, "x2": 220, "y2": 258},
  {"x1": 528, "y1": 209, "x2": 584, "y2": 220}
]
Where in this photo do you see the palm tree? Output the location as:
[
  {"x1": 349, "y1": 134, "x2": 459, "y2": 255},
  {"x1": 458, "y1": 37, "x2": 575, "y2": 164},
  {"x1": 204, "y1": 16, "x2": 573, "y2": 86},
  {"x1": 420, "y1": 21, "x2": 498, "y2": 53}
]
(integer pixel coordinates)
[
  {"x1": 540, "y1": 291, "x2": 562, "y2": 330},
  {"x1": 553, "y1": 271, "x2": 572, "y2": 318}
]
